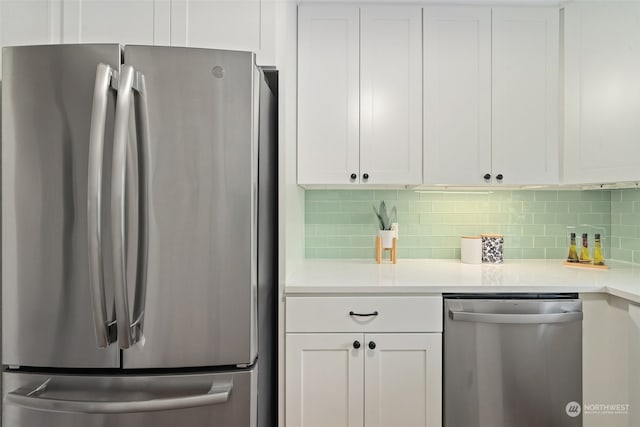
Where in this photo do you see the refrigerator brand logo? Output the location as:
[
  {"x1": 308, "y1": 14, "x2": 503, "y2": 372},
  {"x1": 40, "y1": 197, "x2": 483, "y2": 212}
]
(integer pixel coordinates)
[
  {"x1": 565, "y1": 401, "x2": 581, "y2": 417},
  {"x1": 212, "y1": 66, "x2": 224, "y2": 79}
]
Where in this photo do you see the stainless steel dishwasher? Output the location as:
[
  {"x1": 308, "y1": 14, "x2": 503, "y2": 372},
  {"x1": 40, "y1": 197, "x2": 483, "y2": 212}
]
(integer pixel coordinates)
[{"x1": 444, "y1": 294, "x2": 583, "y2": 427}]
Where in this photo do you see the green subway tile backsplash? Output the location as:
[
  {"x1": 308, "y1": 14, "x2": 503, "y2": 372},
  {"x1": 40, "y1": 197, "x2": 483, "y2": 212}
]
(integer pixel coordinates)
[
  {"x1": 305, "y1": 190, "x2": 614, "y2": 260},
  {"x1": 611, "y1": 189, "x2": 640, "y2": 264}
]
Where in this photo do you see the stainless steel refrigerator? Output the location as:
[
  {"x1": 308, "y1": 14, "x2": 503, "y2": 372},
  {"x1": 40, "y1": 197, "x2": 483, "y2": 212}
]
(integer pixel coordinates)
[{"x1": 1, "y1": 44, "x2": 277, "y2": 427}]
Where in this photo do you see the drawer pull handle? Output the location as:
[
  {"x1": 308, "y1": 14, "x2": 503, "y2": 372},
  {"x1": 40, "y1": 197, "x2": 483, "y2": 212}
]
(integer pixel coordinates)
[{"x1": 349, "y1": 311, "x2": 379, "y2": 317}]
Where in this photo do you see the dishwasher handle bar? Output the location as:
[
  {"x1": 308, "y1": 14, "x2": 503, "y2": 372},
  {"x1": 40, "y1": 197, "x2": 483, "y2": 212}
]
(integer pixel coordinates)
[{"x1": 449, "y1": 310, "x2": 583, "y2": 324}]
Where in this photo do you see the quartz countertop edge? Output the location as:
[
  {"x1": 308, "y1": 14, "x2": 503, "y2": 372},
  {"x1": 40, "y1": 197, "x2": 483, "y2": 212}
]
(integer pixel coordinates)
[{"x1": 284, "y1": 259, "x2": 640, "y2": 304}]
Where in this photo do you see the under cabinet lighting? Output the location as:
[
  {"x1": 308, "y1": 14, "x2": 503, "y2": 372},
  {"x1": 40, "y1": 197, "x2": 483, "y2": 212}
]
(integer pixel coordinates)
[{"x1": 414, "y1": 190, "x2": 494, "y2": 195}]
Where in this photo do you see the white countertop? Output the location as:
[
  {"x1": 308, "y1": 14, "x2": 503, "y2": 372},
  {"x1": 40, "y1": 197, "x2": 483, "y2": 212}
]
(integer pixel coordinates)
[{"x1": 285, "y1": 259, "x2": 640, "y2": 303}]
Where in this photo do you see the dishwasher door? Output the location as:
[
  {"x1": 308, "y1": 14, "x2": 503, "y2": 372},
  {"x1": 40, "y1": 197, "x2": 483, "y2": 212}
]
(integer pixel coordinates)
[{"x1": 444, "y1": 298, "x2": 582, "y2": 427}]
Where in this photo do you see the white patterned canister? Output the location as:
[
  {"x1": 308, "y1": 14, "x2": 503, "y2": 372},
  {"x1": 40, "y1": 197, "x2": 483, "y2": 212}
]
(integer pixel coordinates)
[{"x1": 481, "y1": 234, "x2": 504, "y2": 264}]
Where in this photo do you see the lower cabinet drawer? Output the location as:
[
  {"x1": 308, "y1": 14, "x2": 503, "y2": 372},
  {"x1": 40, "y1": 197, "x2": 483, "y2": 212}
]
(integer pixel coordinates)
[{"x1": 286, "y1": 296, "x2": 443, "y2": 333}]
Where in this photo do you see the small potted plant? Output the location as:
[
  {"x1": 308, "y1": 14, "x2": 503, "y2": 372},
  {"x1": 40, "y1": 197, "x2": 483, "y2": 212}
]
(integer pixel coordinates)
[{"x1": 373, "y1": 201, "x2": 397, "y2": 249}]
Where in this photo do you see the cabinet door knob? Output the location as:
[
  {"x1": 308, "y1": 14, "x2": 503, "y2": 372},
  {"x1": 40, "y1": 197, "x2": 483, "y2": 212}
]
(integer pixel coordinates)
[
  {"x1": 362, "y1": 173, "x2": 369, "y2": 180},
  {"x1": 350, "y1": 173, "x2": 357, "y2": 180},
  {"x1": 368, "y1": 341, "x2": 376, "y2": 350},
  {"x1": 353, "y1": 340, "x2": 361, "y2": 349},
  {"x1": 496, "y1": 174, "x2": 504, "y2": 181},
  {"x1": 483, "y1": 173, "x2": 491, "y2": 180}
]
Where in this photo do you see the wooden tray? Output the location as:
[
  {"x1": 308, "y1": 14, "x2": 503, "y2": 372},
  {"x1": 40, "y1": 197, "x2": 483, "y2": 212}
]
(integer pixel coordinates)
[{"x1": 563, "y1": 261, "x2": 609, "y2": 270}]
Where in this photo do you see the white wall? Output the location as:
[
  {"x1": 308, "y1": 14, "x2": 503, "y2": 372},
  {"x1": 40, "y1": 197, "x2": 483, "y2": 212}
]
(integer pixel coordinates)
[{"x1": 275, "y1": 1, "x2": 304, "y2": 426}]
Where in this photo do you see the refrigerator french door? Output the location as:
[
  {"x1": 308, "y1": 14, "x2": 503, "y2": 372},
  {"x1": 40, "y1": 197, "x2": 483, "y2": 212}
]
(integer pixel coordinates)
[{"x1": 2, "y1": 44, "x2": 276, "y2": 426}]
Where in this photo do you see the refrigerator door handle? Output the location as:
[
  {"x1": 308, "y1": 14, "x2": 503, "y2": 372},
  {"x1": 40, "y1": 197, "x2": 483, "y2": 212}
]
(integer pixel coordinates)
[
  {"x1": 448, "y1": 310, "x2": 583, "y2": 324},
  {"x1": 6, "y1": 381, "x2": 233, "y2": 414},
  {"x1": 131, "y1": 68, "x2": 150, "y2": 345},
  {"x1": 111, "y1": 65, "x2": 149, "y2": 349},
  {"x1": 87, "y1": 63, "x2": 118, "y2": 348}
]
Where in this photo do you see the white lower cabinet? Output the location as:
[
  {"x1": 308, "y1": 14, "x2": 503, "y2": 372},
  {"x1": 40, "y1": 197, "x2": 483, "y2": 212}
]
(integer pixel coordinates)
[
  {"x1": 285, "y1": 296, "x2": 443, "y2": 427},
  {"x1": 286, "y1": 333, "x2": 441, "y2": 427},
  {"x1": 286, "y1": 333, "x2": 364, "y2": 427},
  {"x1": 630, "y1": 303, "x2": 640, "y2": 427},
  {"x1": 364, "y1": 333, "x2": 442, "y2": 427},
  {"x1": 582, "y1": 293, "x2": 640, "y2": 427}
]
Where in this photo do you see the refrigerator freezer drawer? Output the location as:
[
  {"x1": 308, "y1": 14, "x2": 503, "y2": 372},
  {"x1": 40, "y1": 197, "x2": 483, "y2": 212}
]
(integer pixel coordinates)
[{"x1": 3, "y1": 369, "x2": 256, "y2": 427}]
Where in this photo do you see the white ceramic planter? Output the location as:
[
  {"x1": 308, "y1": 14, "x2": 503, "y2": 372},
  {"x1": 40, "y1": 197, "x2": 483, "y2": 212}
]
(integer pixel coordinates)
[{"x1": 378, "y1": 230, "x2": 395, "y2": 249}]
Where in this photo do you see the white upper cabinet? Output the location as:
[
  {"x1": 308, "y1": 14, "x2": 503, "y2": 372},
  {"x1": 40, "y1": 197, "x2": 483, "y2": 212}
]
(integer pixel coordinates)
[
  {"x1": 297, "y1": 4, "x2": 422, "y2": 186},
  {"x1": 360, "y1": 6, "x2": 422, "y2": 185},
  {"x1": 61, "y1": 0, "x2": 165, "y2": 45},
  {"x1": 0, "y1": 0, "x2": 62, "y2": 78},
  {"x1": 492, "y1": 8, "x2": 559, "y2": 185},
  {"x1": 170, "y1": 0, "x2": 259, "y2": 51},
  {"x1": 423, "y1": 7, "x2": 491, "y2": 185},
  {"x1": 423, "y1": 6, "x2": 559, "y2": 186},
  {"x1": 0, "y1": 1, "x2": 274, "y2": 70},
  {"x1": 297, "y1": 5, "x2": 360, "y2": 185},
  {"x1": 564, "y1": 4, "x2": 640, "y2": 185},
  {"x1": 299, "y1": 5, "x2": 558, "y2": 187},
  {"x1": 285, "y1": 295, "x2": 443, "y2": 427},
  {"x1": 0, "y1": 1, "x2": 60, "y2": 45},
  {"x1": 169, "y1": 0, "x2": 274, "y2": 66}
]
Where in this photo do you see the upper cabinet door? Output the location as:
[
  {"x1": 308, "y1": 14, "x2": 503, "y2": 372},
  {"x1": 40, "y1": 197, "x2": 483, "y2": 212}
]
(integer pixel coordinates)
[
  {"x1": 0, "y1": 0, "x2": 62, "y2": 78},
  {"x1": 171, "y1": 0, "x2": 260, "y2": 52},
  {"x1": 423, "y1": 7, "x2": 491, "y2": 185},
  {"x1": 61, "y1": 0, "x2": 166, "y2": 45},
  {"x1": 360, "y1": 6, "x2": 422, "y2": 185},
  {"x1": 564, "y1": 4, "x2": 640, "y2": 185},
  {"x1": 297, "y1": 4, "x2": 360, "y2": 185},
  {"x1": 492, "y1": 8, "x2": 559, "y2": 185}
]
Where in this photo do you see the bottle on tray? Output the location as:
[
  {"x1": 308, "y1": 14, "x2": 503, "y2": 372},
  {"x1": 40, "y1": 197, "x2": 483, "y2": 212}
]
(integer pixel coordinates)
[
  {"x1": 593, "y1": 233, "x2": 605, "y2": 266},
  {"x1": 579, "y1": 233, "x2": 592, "y2": 264},
  {"x1": 567, "y1": 232, "x2": 579, "y2": 263}
]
